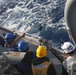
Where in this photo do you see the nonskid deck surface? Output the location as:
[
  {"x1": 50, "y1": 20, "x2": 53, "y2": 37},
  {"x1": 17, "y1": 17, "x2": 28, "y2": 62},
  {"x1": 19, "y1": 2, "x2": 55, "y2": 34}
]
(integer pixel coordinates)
[{"x1": 0, "y1": 27, "x2": 62, "y2": 75}]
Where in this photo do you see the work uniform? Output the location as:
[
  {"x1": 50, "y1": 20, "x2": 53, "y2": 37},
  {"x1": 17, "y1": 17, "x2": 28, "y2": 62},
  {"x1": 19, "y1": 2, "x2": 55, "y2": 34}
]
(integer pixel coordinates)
[
  {"x1": 8, "y1": 45, "x2": 18, "y2": 51},
  {"x1": 17, "y1": 51, "x2": 36, "y2": 75},
  {"x1": 32, "y1": 57, "x2": 57, "y2": 75},
  {"x1": 63, "y1": 54, "x2": 76, "y2": 75},
  {"x1": 4, "y1": 43, "x2": 18, "y2": 51}
]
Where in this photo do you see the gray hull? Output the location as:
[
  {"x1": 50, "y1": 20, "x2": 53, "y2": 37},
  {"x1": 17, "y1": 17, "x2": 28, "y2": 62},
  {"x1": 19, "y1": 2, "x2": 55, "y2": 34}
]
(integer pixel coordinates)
[{"x1": 64, "y1": 0, "x2": 76, "y2": 44}]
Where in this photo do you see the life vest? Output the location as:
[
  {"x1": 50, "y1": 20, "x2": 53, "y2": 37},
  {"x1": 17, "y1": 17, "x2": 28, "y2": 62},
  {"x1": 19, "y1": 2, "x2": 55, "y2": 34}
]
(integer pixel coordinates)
[
  {"x1": 63, "y1": 53, "x2": 76, "y2": 75},
  {"x1": 32, "y1": 61, "x2": 51, "y2": 75}
]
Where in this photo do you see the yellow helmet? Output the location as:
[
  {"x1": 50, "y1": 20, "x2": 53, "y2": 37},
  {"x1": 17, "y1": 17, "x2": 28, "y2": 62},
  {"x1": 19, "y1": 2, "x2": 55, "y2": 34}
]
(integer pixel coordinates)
[{"x1": 36, "y1": 46, "x2": 47, "y2": 58}]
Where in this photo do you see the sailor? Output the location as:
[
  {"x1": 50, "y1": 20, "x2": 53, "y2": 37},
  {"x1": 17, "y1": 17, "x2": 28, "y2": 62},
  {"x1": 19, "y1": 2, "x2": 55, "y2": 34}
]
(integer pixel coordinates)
[
  {"x1": 61, "y1": 42, "x2": 76, "y2": 75},
  {"x1": 3, "y1": 33, "x2": 25, "y2": 74},
  {"x1": 4, "y1": 32, "x2": 25, "y2": 51},
  {"x1": 32, "y1": 45, "x2": 57, "y2": 75},
  {"x1": 15, "y1": 41, "x2": 36, "y2": 75}
]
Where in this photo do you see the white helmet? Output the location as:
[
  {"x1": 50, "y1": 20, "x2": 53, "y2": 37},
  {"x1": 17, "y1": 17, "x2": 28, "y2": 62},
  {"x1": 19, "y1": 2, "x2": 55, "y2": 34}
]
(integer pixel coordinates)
[{"x1": 61, "y1": 42, "x2": 75, "y2": 53}]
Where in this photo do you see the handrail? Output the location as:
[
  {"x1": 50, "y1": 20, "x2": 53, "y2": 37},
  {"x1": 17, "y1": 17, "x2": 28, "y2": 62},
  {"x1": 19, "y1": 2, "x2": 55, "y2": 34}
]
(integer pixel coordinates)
[{"x1": 0, "y1": 26, "x2": 39, "y2": 45}]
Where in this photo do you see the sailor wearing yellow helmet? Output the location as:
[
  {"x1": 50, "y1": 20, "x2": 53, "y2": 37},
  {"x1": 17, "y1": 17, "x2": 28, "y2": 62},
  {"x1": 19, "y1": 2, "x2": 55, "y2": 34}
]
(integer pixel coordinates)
[{"x1": 32, "y1": 45, "x2": 57, "y2": 75}]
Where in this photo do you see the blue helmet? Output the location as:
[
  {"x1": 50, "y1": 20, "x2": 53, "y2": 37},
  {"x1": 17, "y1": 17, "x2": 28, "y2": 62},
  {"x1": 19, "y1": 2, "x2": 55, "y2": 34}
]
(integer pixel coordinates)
[
  {"x1": 5, "y1": 33, "x2": 16, "y2": 44},
  {"x1": 18, "y1": 41, "x2": 29, "y2": 51}
]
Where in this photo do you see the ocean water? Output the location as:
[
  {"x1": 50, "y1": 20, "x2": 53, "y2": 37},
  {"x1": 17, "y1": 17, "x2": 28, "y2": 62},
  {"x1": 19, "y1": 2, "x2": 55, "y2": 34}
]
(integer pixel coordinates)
[{"x1": 0, "y1": 0, "x2": 72, "y2": 49}]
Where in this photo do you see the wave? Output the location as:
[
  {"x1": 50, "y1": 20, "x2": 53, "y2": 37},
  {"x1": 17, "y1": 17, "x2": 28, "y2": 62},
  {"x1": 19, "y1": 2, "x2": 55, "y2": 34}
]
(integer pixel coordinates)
[{"x1": 0, "y1": 0, "x2": 71, "y2": 48}]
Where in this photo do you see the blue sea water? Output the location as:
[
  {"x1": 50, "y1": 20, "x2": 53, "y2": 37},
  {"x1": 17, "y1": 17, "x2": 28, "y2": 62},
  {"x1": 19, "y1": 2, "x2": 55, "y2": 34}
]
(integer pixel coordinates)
[{"x1": 0, "y1": 0, "x2": 72, "y2": 48}]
